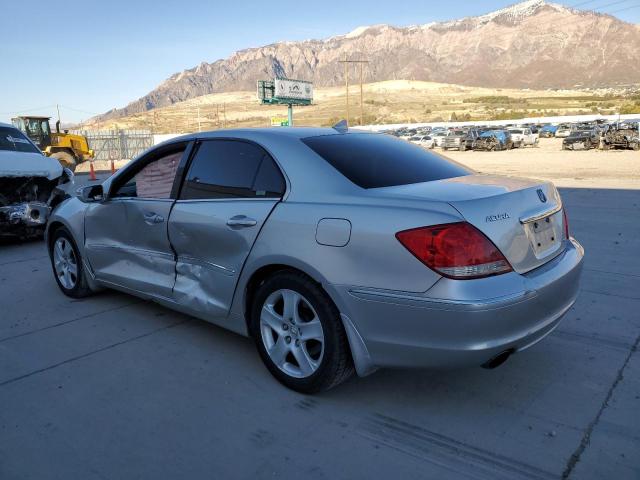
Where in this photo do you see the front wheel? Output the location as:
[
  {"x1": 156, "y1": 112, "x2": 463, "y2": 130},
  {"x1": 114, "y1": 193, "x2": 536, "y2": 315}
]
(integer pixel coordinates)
[
  {"x1": 50, "y1": 151, "x2": 77, "y2": 172},
  {"x1": 50, "y1": 227, "x2": 93, "y2": 298},
  {"x1": 250, "y1": 271, "x2": 354, "y2": 393}
]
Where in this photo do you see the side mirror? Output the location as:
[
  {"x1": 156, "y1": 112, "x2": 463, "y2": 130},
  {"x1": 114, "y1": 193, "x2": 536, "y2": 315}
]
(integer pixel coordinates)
[{"x1": 78, "y1": 184, "x2": 104, "y2": 203}]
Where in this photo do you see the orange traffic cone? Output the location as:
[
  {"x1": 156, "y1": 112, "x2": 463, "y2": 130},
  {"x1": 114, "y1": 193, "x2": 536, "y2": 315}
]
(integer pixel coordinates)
[
  {"x1": 89, "y1": 160, "x2": 97, "y2": 181},
  {"x1": 110, "y1": 159, "x2": 116, "y2": 175}
]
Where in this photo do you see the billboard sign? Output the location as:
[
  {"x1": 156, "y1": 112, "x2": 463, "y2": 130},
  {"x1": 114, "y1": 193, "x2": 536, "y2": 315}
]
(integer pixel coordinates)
[{"x1": 274, "y1": 78, "x2": 313, "y2": 102}]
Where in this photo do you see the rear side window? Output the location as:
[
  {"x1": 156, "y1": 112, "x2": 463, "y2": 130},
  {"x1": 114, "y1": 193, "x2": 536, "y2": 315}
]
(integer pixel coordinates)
[
  {"x1": 180, "y1": 140, "x2": 285, "y2": 200},
  {"x1": 302, "y1": 133, "x2": 470, "y2": 189}
]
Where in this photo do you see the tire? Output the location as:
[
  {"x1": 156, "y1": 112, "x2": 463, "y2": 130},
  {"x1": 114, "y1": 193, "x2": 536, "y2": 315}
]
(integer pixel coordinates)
[
  {"x1": 249, "y1": 271, "x2": 354, "y2": 393},
  {"x1": 50, "y1": 151, "x2": 77, "y2": 171},
  {"x1": 49, "y1": 227, "x2": 93, "y2": 298}
]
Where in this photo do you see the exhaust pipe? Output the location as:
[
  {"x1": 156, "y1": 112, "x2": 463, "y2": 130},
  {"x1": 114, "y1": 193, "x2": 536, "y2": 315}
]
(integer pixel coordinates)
[{"x1": 482, "y1": 349, "x2": 514, "y2": 369}]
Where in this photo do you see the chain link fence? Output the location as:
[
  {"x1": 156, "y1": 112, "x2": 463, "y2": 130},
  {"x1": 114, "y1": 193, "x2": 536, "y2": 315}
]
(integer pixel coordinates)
[{"x1": 71, "y1": 129, "x2": 153, "y2": 161}]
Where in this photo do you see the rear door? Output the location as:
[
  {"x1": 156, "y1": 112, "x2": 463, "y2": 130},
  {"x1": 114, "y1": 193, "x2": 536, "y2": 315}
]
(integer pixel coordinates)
[
  {"x1": 168, "y1": 139, "x2": 286, "y2": 319},
  {"x1": 84, "y1": 144, "x2": 187, "y2": 298}
]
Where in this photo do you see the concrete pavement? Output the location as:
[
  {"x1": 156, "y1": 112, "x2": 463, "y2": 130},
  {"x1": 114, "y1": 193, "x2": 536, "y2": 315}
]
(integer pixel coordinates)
[{"x1": 0, "y1": 186, "x2": 638, "y2": 479}]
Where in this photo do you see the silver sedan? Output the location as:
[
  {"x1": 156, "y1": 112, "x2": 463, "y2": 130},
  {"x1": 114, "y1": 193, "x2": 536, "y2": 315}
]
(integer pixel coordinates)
[{"x1": 46, "y1": 128, "x2": 584, "y2": 393}]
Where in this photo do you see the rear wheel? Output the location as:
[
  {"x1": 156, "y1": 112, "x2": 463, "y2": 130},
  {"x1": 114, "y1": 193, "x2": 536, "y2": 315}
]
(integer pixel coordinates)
[
  {"x1": 250, "y1": 271, "x2": 354, "y2": 393},
  {"x1": 50, "y1": 227, "x2": 93, "y2": 298},
  {"x1": 51, "y1": 151, "x2": 77, "y2": 171}
]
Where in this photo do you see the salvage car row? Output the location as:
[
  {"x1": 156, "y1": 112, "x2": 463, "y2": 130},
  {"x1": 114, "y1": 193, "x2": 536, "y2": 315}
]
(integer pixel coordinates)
[{"x1": 388, "y1": 120, "x2": 640, "y2": 151}]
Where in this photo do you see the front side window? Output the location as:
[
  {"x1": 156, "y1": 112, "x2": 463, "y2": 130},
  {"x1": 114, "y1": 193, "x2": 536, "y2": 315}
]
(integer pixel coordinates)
[
  {"x1": 0, "y1": 127, "x2": 40, "y2": 153},
  {"x1": 180, "y1": 140, "x2": 285, "y2": 200},
  {"x1": 112, "y1": 149, "x2": 184, "y2": 199}
]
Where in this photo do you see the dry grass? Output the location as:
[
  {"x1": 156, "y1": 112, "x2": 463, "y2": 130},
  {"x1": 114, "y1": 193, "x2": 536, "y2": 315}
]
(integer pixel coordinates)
[{"x1": 84, "y1": 80, "x2": 637, "y2": 133}]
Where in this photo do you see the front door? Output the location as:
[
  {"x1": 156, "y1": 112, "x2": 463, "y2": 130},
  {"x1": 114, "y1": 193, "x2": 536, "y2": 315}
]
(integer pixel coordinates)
[
  {"x1": 168, "y1": 139, "x2": 286, "y2": 319},
  {"x1": 84, "y1": 146, "x2": 186, "y2": 299}
]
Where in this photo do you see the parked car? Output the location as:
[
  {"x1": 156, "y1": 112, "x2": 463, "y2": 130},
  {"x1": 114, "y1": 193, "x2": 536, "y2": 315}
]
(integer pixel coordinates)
[
  {"x1": 602, "y1": 123, "x2": 640, "y2": 150},
  {"x1": 46, "y1": 128, "x2": 584, "y2": 393},
  {"x1": 555, "y1": 125, "x2": 573, "y2": 138},
  {"x1": 442, "y1": 129, "x2": 467, "y2": 151},
  {"x1": 0, "y1": 123, "x2": 73, "y2": 238},
  {"x1": 409, "y1": 135, "x2": 435, "y2": 149},
  {"x1": 461, "y1": 128, "x2": 486, "y2": 151},
  {"x1": 539, "y1": 125, "x2": 558, "y2": 138},
  {"x1": 562, "y1": 130, "x2": 600, "y2": 150},
  {"x1": 474, "y1": 130, "x2": 513, "y2": 151},
  {"x1": 507, "y1": 127, "x2": 539, "y2": 147},
  {"x1": 431, "y1": 131, "x2": 448, "y2": 147}
]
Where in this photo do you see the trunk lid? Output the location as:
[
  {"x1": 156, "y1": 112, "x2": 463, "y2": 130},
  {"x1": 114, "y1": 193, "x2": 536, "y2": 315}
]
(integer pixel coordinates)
[{"x1": 374, "y1": 174, "x2": 566, "y2": 273}]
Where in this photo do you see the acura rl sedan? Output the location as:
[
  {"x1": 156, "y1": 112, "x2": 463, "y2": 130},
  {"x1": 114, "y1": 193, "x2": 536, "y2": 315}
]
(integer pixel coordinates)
[{"x1": 46, "y1": 127, "x2": 584, "y2": 393}]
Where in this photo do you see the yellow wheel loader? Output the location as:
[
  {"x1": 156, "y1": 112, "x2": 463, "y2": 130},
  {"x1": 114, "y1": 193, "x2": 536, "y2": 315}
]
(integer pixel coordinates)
[{"x1": 11, "y1": 116, "x2": 94, "y2": 171}]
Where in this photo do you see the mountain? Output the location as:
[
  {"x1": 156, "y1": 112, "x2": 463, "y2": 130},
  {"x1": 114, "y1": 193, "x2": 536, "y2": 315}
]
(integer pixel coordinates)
[{"x1": 94, "y1": 0, "x2": 640, "y2": 121}]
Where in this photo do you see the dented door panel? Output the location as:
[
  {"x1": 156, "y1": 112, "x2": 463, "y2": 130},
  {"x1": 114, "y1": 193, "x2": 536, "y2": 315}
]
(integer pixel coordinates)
[
  {"x1": 84, "y1": 198, "x2": 176, "y2": 298},
  {"x1": 168, "y1": 199, "x2": 279, "y2": 318}
]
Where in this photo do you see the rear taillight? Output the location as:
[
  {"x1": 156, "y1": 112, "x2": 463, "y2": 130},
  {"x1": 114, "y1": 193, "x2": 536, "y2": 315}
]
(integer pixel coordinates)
[
  {"x1": 563, "y1": 208, "x2": 570, "y2": 239},
  {"x1": 396, "y1": 222, "x2": 512, "y2": 279}
]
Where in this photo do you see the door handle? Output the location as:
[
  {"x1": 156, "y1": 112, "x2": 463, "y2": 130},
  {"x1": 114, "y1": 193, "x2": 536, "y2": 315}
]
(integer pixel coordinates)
[
  {"x1": 143, "y1": 212, "x2": 165, "y2": 225},
  {"x1": 226, "y1": 215, "x2": 257, "y2": 228}
]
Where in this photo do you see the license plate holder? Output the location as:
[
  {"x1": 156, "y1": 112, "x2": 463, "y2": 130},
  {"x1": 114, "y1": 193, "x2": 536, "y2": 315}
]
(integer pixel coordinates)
[{"x1": 528, "y1": 212, "x2": 562, "y2": 257}]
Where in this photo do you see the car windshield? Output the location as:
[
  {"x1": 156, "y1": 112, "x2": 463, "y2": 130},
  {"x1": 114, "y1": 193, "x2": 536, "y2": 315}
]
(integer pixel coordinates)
[
  {"x1": 0, "y1": 127, "x2": 40, "y2": 153},
  {"x1": 302, "y1": 133, "x2": 471, "y2": 189},
  {"x1": 509, "y1": 129, "x2": 523, "y2": 134}
]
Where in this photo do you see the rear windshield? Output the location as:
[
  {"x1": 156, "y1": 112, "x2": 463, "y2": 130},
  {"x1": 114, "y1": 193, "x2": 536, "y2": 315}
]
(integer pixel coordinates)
[
  {"x1": 302, "y1": 133, "x2": 471, "y2": 189},
  {"x1": 0, "y1": 127, "x2": 40, "y2": 153}
]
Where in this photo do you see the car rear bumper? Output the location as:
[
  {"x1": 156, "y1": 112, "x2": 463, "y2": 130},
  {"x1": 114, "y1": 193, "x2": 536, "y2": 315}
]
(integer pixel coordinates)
[{"x1": 332, "y1": 239, "x2": 584, "y2": 373}]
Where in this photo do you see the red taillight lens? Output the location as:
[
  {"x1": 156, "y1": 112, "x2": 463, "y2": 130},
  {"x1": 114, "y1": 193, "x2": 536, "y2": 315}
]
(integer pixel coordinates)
[
  {"x1": 563, "y1": 208, "x2": 570, "y2": 239},
  {"x1": 396, "y1": 222, "x2": 512, "y2": 279}
]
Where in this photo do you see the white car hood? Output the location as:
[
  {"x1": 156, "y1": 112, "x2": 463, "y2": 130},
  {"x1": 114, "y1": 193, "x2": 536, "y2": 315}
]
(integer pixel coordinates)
[{"x1": 0, "y1": 150, "x2": 63, "y2": 180}]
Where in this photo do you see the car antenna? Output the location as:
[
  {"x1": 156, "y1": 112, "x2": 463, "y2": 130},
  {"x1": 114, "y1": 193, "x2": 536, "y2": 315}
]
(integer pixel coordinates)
[{"x1": 333, "y1": 120, "x2": 348, "y2": 133}]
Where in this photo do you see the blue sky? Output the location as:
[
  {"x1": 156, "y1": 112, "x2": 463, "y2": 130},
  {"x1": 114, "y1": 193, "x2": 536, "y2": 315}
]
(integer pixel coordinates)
[{"x1": 1, "y1": 0, "x2": 638, "y2": 123}]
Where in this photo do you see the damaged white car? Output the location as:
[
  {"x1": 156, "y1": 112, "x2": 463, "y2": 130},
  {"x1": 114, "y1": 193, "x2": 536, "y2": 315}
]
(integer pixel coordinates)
[{"x1": 0, "y1": 123, "x2": 73, "y2": 238}]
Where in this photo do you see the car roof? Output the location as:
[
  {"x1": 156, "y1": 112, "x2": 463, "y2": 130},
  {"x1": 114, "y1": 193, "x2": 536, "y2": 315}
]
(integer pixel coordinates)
[
  {"x1": 169, "y1": 127, "x2": 366, "y2": 143},
  {"x1": 105, "y1": 127, "x2": 379, "y2": 203}
]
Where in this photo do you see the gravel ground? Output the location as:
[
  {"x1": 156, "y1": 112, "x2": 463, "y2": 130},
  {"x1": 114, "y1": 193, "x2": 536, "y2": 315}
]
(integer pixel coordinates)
[{"x1": 444, "y1": 138, "x2": 640, "y2": 189}]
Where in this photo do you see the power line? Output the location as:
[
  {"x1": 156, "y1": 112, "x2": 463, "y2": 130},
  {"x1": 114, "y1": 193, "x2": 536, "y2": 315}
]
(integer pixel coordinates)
[{"x1": 0, "y1": 104, "x2": 57, "y2": 115}]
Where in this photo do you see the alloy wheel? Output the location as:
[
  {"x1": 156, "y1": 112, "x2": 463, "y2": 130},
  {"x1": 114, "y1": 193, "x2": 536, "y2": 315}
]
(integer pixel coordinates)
[
  {"x1": 260, "y1": 289, "x2": 325, "y2": 378},
  {"x1": 53, "y1": 237, "x2": 78, "y2": 290}
]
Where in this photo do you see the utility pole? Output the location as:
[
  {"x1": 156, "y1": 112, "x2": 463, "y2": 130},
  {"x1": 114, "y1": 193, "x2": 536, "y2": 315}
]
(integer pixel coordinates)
[
  {"x1": 338, "y1": 59, "x2": 368, "y2": 126},
  {"x1": 197, "y1": 106, "x2": 202, "y2": 132},
  {"x1": 359, "y1": 62, "x2": 364, "y2": 125}
]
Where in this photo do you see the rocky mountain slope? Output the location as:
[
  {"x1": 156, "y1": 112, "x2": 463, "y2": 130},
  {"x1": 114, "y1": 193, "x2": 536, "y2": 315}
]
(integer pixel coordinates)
[{"x1": 95, "y1": 0, "x2": 640, "y2": 121}]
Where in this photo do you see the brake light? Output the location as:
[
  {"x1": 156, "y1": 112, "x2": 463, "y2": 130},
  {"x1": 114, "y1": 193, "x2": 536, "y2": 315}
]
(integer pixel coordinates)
[
  {"x1": 396, "y1": 222, "x2": 512, "y2": 279},
  {"x1": 563, "y1": 208, "x2": 570, "y2": 239}
]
